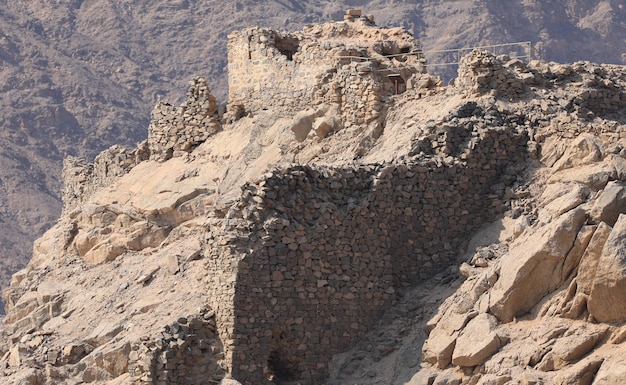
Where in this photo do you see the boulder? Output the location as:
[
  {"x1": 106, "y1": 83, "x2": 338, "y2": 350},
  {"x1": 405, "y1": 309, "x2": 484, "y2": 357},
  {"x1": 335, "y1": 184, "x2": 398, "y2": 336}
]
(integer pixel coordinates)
[
  {"x1": 551, "y1": 326, "x2": 606, "y2": 364},
  {"x1": 552, "y1": 357, "x2": 603, "y2": 385},
  {"x1": 576, "y1": 222, "x2": 612, "y2": 295},
  {"x1": 592, "y1": 359, "x2": 626, "y2": 385},
  {"x1": 83, "y1": 242, "x2": 126, "y2": 264},
  {"x1": 290, "y1": 109, "x2": 317, "y2": 142},
  {"x1": 422, "y1": 328, "x2": 457, "y2": 369},
  {"x1": 561, "y1": 225, "x2": 596, "y2": 283},
  {"x1": 538, "y1": 183, "x2": 588, "y2": 223},
  {"x1": 407, "y1": 370, "x2": 437, "y2": 385},
  {"x1": 547, "y1": 162, "x2": 613, "y2": 191},
  {"x1": 552, "y1": 134, "x2": 603, "y2": 172},
  {"x1": 489, "y1": 208, "x2": 587, "y2": 322},
  {"x1": 313, "y1": 116, "x2": 338, "y2": 138},
  {"x1": 452, "y1": 313, "x2": 503, "y2": 367},
  {"x1": 433, "y1": 372, "x2": 463, "y2": 385},
  {"x1": 85, "y1": 320, "x2": 125, "y2": 347},
  {"x1": 423, "y1": 309, "x2": 476, "y2": 368},
  {"x1": 476, "y1": 374, "x2": 512, "y2": 385},
  {"x1": 589, "y1": 181, "x2": 626, "y2": 226},
  {"x1": 588, "y1": 214, "x2": 626, "y2": 322}
]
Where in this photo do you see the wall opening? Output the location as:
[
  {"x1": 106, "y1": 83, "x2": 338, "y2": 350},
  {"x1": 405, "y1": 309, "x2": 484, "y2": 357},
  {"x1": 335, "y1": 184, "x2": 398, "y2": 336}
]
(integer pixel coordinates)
[
  {"x1": 275, "y1": 34, "x2": 300, "y2": 61},
  {"x1": 267, "y1": 330, "x2": 301, "y2": 383}
]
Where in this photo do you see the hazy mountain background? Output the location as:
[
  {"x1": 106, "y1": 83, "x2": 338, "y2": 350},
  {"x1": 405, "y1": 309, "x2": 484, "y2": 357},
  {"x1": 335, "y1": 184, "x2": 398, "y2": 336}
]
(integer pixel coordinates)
[{"x1": 0, "y1": 0, "x2": 624, "y2": 300}]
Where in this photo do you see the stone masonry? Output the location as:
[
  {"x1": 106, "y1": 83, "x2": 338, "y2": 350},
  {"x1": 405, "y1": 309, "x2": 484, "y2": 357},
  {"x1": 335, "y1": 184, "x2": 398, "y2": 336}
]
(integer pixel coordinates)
[
  {"x1": 128, "y1": 311, "x2": 225, "y2": 385},
  {"x1": 226, "y1": 12, "x2": 426, "y2": 133},
  {"x1": 201, "y1": 120, "x2": 529, "y2": 383},
  {"x1": 148, "y1": 76, "x2": 221, "y2": 161}
]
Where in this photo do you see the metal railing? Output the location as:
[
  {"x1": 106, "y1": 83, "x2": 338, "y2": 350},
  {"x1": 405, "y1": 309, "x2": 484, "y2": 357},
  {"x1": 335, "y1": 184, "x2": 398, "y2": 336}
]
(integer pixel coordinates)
[{"x1": 423, "y1": 41, "x2": 533, "y2": 68}]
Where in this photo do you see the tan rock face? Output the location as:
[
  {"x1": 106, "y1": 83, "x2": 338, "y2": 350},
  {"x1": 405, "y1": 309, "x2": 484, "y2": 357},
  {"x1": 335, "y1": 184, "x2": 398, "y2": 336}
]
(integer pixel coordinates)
[
  {"x1": 489, "y1": 208, "x2": 587, "y2": 323},
  {"x1": 589, "y1": 181, "x2": 626, "y2": 226},
  {"x1": 452, "y1": 313, "x2": 503, "y2": 367},
  {"x1": 588, "y1": 214, "x2": 626, "y2": 322},
  {"x1": 593, "y1": 360, "x2": 626, "y2": 385}
]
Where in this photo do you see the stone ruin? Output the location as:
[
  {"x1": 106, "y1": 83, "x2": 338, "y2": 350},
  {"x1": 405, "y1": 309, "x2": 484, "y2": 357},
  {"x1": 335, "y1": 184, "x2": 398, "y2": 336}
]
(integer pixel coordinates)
[
  {"x1": 148, "y1": 76, "x2": 222, "y2": 162},
  {"x1": 48, "y1": 13, "x2": 533, "y2": 385},
  {"x1": 9, "y1": 8, "x2": 626, "y2": 385},
  {"x1": 226, "y1": 9, "x2": 427, "y2": 135}
]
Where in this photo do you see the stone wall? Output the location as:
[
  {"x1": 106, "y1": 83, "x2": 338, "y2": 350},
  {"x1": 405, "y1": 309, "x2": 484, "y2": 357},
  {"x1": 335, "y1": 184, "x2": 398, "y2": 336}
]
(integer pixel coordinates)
[
  {"x1": 226, "y1": 13, "x2": 426, "y2": 131},
  {"x1": 128, "y1": 312, "x2": 225, "y2": 385},
  {"x1": 148, "y1": 76, "x2": 221, "y2": 161},
  {"x1": 61, "y1": 76, "x2": 222, "y2": 213},
  {"x1": 196, "y1": 119, "x2": 529, "y2": 384},
  {"x1": 62, "y1": 143, "x2": 149, "y2": 213}
]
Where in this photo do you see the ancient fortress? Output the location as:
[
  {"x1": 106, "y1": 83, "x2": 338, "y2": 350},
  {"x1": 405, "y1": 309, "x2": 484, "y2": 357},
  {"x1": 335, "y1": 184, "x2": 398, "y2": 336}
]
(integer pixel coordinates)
[
  {"x1": 56, "y1": 11, "x2": 528, "y2": 384},
  {"x1": 5, "y1": 8, "x2": 626, "y2": 385}
]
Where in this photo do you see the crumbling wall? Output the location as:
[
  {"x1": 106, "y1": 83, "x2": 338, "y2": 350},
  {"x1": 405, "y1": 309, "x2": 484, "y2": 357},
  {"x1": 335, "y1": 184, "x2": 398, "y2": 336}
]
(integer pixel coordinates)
[
  {"x1": 226, "y1": 13, "x2": 425, "y2": 128},
  {"x1": 61, "y1": 77, "x2": 221, "y2": 213},
  {"x1": 128, "y1": 312, "x2": 225, "y2": 385},
  {"x1": 148, "y1": 76, "x2": 221, "y2": 161},
  {"x1": 62, "y1": 143, "x2": 149, "y2": 213},
  {"x1": 197, "y1": 120, "x2": 528, "y2": 384}
]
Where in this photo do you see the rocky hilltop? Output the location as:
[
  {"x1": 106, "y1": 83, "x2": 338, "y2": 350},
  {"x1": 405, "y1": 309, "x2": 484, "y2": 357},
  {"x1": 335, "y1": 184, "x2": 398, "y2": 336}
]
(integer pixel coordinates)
[{"x1": 2, "y1": 10, "x2": 626, "y2": 385}]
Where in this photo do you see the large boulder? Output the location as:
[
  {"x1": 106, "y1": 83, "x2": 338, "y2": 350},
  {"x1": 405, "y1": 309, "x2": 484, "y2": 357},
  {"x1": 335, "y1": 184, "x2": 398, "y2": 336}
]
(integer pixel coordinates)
[
  {"x1": 552, "y1": 357, "x2": 604, "y2": 385},
  {"x1": 592, "y1": 359, "x2": 626, "y2": 385},
  {"x1": 290, "y1": 109, "x2": 318, "y2": 142},
  {"x1": 552, "y1": 134, "x2": 603, "y2": 172},
  {"x1": 588, "y1": 214, "x2": 626, "y2": 322},
  {"x1": 576, "y1": 222, "x2": 613, "y2": 296},
  {"x1": 589, "y1": 181, "x2": 626, "y2": 226},
  {"x1": 489, "y1": 208, "x2": 587, "y2": 322},
  {"x1": 452, "y1": 313, "x2": 503, "y2": 367}
]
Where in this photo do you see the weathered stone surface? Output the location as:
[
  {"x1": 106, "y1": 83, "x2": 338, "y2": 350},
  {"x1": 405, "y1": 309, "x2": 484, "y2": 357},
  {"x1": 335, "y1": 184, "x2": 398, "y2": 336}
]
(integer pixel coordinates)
[
  {"x1": 433, "y1": 372, "x2": 463, "y2": 385},
  {"x1": 552, "y1": 357, "x2": 603, "y2": 385},
  {"x1": 422, "y1": 328, "x2": 458, "y2": 369},
  {"x1": 313, "y1": 116, "x2": 338, "y2": 138},
  {"x1": 476, "y1": 374, "x2": 512, "y2": 385},
  {"x1": 490, "y1": 208, "x2": 587, "y2": 322},
  {"x1": 547, "y1": 162, "x2": 614, "y2": 190},
  {"x1": 577, "y1": 222, "x2": 613, "y2": 296},
  {"x1": 538, "y1": 182, "x2": 588, "y2": 223},
  {"x1": 83, "y1": 242, "x2": 126, "y2": 264},
  {"x1": 553, "y1": 134, "x2": 603, "y2": 171},
  {"x1": 589, "y1": 181, "x2": 626, "y2": 226},
  {"x1": 452, "y1": 313, "x2": 502, "y2": 367},
  {"x1": 592, "y1": 359, "x2": 626, "y2": 385},
  {"x1": 588, "y1": 214, "x2": 626, "y2": 322},
  {"x1": 552, "y1": 326, "x2": 606, "y2": 364},
  {"x1": 85, "y1": 320, "x2": 125, "y2": 347},
  {"x1": 291, "y1": 109, "x2": 318, "y2": 142},
  {"x1": 407, "y1": 370, "x2": 437, "y2": 385}
]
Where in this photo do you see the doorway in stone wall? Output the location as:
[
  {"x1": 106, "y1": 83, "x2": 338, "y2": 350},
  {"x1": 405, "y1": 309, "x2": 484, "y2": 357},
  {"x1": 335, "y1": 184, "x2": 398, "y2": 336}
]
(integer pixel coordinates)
[{"x1": 267, "y1": 330, "x2": 301, "y2": 384}]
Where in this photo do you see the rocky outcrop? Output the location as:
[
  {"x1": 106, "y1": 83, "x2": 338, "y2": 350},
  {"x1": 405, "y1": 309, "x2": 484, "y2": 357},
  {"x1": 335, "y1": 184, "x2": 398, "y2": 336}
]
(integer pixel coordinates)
[
  {"x1": 417, "y1": 117, "x2": 626, "y2": 383},
  {"x1": 588, "y1": 214, "x2": 626, "y2": 322}
]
